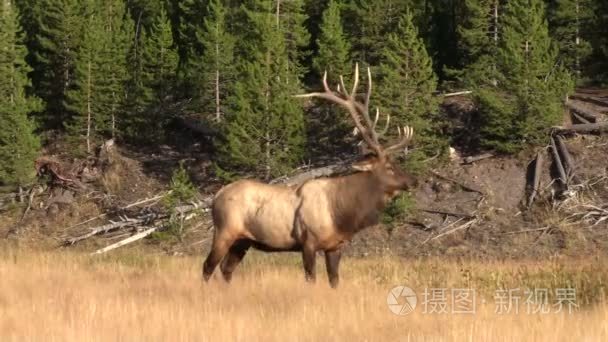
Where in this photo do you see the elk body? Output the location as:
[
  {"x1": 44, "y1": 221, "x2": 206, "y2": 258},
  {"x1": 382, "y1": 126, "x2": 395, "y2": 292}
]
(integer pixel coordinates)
[{"x1": 202, "y1": 65, "x2": 416, "y2": 288}]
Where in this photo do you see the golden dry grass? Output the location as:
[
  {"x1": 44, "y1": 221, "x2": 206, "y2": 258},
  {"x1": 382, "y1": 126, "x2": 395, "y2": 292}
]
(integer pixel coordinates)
[{"x1": 0, "y1": 249, "x2": 607, "y2": 341}]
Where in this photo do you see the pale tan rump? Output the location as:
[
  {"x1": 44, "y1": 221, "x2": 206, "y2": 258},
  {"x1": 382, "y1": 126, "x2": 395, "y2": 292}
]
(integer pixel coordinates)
[{"x1": 213, "y1": 180, "x2": 302, "y2": 249}]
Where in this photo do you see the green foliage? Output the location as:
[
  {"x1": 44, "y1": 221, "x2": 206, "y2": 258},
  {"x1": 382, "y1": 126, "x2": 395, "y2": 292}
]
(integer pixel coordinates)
[
  {"x1": 0, "y1": 0, "x2": 41, "y2": 186},
  {"x1": 381, "y1": 192, "x2": 415, "y2": 226},
  {"x1": 547, "y1": 0, "x2": 594, "y2": 81},
  {"x1": 452, "y1": 0, "x2": 499, "y2": 86},
  {"x1": 592, "y1": 0, "x2": 608, "y2": 82},
  {"x1": 311, "y1": 0, "x2": 352, "y2": 149},
  {"x1": 377, "y1": 11, "x2": 446, "y2": 160},
  {"x1": 277, "y1": 0, "x2": 310, "y2": 77},
  {"x1": 156, "y1": 163, "x2": 198, "y2": 242},
  {"x1": 465, "y1": 0, "x2": 574, "y2": 153},
  {"x1": 123, "y1": 6, "x2": 178, "y2": 143},
  {"x1": 5, "y1": 0, "x2": 608, "y2": 178},
  {"x1": 64, "y1": 8, "x2": 103, "y2": 155},
  {"x1": 165, "y1": 162, "x2": 198, "y2": 208},
  {"x1": 65, "y1": 0, "x2": 132, "y2": 154},
  {"x1": 313, "y1": 0, "x2": 351, "y2": 80},
  {"x1": 167, "y1": 0, "x2": 208, "y2": 87},
  {"x1": 192, "y1": 0, "x2": 236, "y2": 122},
  {"x1": 31, "y1": 0, "x2": 84, "y2": 128},
  {"x1": 345, "y1": 0, "x2": 410, "y2": 66},
  {"x1": 217, "y1": 0, "x2": 306, "y2": 179}
]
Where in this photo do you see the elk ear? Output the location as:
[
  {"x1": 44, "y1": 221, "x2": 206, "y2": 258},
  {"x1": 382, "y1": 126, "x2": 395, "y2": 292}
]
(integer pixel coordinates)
[{"x1": 352, "y1": 156, "x2": 378, "y2": 172}]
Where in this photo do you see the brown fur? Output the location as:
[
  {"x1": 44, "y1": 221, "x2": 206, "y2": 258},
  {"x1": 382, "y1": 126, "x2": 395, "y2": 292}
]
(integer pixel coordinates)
[{"x1": 202, "y1": 156, "x2": 415, "y2": 288}]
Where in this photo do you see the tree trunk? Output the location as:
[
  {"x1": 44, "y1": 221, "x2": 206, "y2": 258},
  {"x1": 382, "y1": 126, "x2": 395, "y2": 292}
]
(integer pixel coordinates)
[
  {"x1": 566, "y1": 101, "x2": 600, "y2": 122},
  {"x1": 555, "y1": 122, "x2": 608, "y2": 134},
  {"x1": 555, "y1": 135, "x2": 576, "y2": 181},
  {"x1": 276, "y1": 0, "x2": 281, "y2": 26},
  {"x1": 575, "y1": 0, "x2": 581, "y2": 78},
  {"x1": 491, "y1": 1, "x2": 498, "y2": 86},
  {"x1": 527, "y1": 152, "x2": 543, "y2": 207},
  {"x1": 215, "y1": 69, "x2": 221, "y2": 122},
  {"x1": 550, "y1": 136, "x2": 568, "y2": 187},
  {"x1": 86, "y1": 61, "x2": 92, "y2": 154}
]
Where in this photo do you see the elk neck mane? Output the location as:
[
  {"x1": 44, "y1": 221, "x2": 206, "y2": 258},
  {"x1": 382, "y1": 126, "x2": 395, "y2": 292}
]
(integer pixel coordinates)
[{"x1": 325, "y1": 171, "x2": 388, "y2": 233}]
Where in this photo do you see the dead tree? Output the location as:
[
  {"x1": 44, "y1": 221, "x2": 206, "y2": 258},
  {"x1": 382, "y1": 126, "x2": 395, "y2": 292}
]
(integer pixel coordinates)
[
  {"x1": 527, "y1": 151, "x2": 544, "y2": 207},
  {"x1": 550, "y1": 136, "x2": 568, "y2": 188},
  {"x1": 555, "y1": 123, "x2": 608, "y2": 134},
  {"x1": 566, "y1": 101, "x2": 600, "y2": 123}
]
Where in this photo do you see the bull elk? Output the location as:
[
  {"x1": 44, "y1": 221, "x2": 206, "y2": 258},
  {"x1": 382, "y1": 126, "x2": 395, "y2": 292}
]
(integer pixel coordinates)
[{"x1": 202, "y1": 64, "x2": 416, "y2": 288}]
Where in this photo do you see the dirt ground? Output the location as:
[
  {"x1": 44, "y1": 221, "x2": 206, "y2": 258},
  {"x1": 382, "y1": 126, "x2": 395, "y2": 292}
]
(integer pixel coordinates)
[{"x1": 1, "y1": 90, "x2": 607, "y2": 260}]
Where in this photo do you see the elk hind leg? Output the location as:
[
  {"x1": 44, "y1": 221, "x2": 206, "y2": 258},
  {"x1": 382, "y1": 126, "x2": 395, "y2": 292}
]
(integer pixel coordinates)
[
  {"x1": 202, "y1": 233, "x2": 234, "y2": 282},
  {"x1": 325, "y1": 249, "x2": 342, "y2": 289},
  {"x1": 220, "y1": 239, "x2": 251, "y2": 283}
]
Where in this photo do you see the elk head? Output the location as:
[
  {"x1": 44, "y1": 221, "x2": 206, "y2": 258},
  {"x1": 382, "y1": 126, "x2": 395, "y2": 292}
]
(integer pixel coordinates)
[{"x1": 297, "y1": 64, "x2": 417, "y2": 193}]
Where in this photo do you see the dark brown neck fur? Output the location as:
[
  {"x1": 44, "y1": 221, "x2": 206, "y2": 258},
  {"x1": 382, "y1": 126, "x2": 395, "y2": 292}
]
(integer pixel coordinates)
[{"x1": 329, "y1": 172, "x2": 387, "y2": 234}]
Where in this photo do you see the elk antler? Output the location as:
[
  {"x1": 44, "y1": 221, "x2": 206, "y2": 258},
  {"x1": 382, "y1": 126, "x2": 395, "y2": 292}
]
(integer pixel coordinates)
[
  {"x1": 296, "y1": 64, "x2": 391, "y2": 156},
  {"x1": 385, "y1": 126, "x2": 414, "y2": 155},
  {"x1": 296, "y1": 64, "x2": 413, "y2": 157}
]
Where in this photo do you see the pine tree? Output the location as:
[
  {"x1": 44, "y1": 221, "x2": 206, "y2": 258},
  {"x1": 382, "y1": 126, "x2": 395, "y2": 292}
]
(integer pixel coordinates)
[
  {"x1": 547, "y1": 0, "x2": 594, "y2": 80},
  {"x1": 311, "y1": 0, "x2": 352, "y2": 150},
  {"x1": 32, "y1": 0, "x2": 84, "y2": 128},
  {"x1": 313, "y1": 0, "x2": 351, "y2": 80},
  {"x1": 346, "y1": 0, "x2": 403, "y2": 66},
  {"x1": 345, "y1": 0, "x2": 428, "y2": 67},
  {"x1": 65, "y1": 0, "x2": 132, "y2": 153},
  {"x1": 0, "y1": 0, "x2": 41, "y2": 186},
  {"x1": 477, "y1": 0, "x2": 573, "y2": 152},
  {"x1": 144, "y1": 8, "x2": 178, "y2": 108},
  {"x1": 168, "y1": 0, "x2": 208, "y2": 90},
  {"x1": 455, "y1": 0, "x2": 501, "y2": 87},
  {"x1": 99, "y1": 0, "x2": 133, "y2": 138},
  {"x1": 124, "y1": 7, "x2": 178, "y2": 142},
  {"x1": 65, "y1": 5, "x2": 105, "y2": 154},
  {"x1": 593, "y1": 0, "x2": 608, "y2": 82},
  {"x1": 377, "y1": 10, "x2": 444, "y2": 167},
  {"x1": 218, "y1": 0, "x2": 305, "y2": 178},
  {"x1": 194, "y1": 0, "x2": 236, "y2": 123},
  {"x1": 275, "y1": 0, "x2": 310, "y2": 77},
  {"x1": 126, "y1": 0, "x2": 163, "y2": 29}
]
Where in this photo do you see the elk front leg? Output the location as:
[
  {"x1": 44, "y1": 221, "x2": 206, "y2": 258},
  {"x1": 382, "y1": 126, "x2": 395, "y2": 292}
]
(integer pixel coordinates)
[
  {"x1": 302, "y1": 243, "x2": 317, "y2": 283},
  {"x1": 325, "y1": 249, "x2": 342, "y2": 288}
]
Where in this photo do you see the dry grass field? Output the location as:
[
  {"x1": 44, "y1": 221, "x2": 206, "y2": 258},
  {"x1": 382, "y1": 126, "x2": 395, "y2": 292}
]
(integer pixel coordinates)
[{"x1": 1, "y1": 248, "x2": 607, "y2": 341}]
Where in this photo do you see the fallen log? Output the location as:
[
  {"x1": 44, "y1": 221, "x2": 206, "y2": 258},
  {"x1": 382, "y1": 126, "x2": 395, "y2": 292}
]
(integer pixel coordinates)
[
  {"x1": 550, "y1": 136, "x2": 568, "y2": 187},
  {"x1": 35, "y1": 157, "x2": 87, "y2": 190},
  {"x1": 64, "y1": 201, "x2": 208, "y2": 245},
  {"x1": 565, "y1": 101, "x2": 600, "y2": 123},
  {"x1": 570, "y1": 94, "x2": 608, "y2": 108},
  {"x1": 417, "y1": 218, "x2": 477, "y2": 248},
  {"x1": 64, "y1": 217, "x2": 152, "y2": 245},
  {"x1": 554, "y1": 122, "x2": 608, "y2": 134},
  {"x1": 527, "y1": 152, "x2": 544, "y2": 207},
  {"x1": 462, "y1": 153, "x2": 494, "y2": 164},
  {"x1": 430, "y1": 170, "x2": 484, "y2": 195},
  {"x1": 91, "y1": 226, "x2": 161, "y2": 255},
  {"x1": 269, "y1": 158, "x2": 356, "y2": 186},
  {"x1": 571, "y1": 112, "x2": 590, "y2": 124},
  {"x1": 429, "y1": 219, "x2": 477, "y2": 242},
  {"x1": 419, "y1": 208, "x2": 476, "y2": 219},
  {"x1": 554, "y1": 135, "x2": 576, "y2": 182},
  {"x1": 442, "y1": 90, "x2": 473, "y2": 97},
  {"x1": 67, "y1": 191, "x2": 173, "y2": 230}
]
